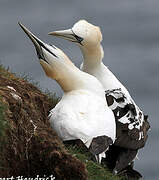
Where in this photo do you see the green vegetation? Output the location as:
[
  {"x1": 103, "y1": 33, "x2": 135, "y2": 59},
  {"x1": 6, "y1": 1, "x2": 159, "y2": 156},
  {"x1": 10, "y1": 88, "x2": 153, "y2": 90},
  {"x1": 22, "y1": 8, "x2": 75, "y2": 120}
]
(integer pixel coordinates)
[
  {"x1": 68, "y1": 145, "x2": 123, "y2": 180},
  {"x1": 0, "y1": 98, "x2": 6, "y2": 137},
  {"x1": 0, "y1": 97, "x2": 9, "y2": 171},
  {"x1": 44, "y1": 89, "x2": 60, "y2": 109}
]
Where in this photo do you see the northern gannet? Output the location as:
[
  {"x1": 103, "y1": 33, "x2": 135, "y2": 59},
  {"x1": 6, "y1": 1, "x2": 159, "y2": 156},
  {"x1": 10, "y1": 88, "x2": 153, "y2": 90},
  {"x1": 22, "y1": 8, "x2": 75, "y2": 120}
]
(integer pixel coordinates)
[
  {"x1": 18, "y1": 22, "x2": 116, "y2": 163},
  {"x1": 48, "y1": 20, "x2": 150, "y2": 174}
]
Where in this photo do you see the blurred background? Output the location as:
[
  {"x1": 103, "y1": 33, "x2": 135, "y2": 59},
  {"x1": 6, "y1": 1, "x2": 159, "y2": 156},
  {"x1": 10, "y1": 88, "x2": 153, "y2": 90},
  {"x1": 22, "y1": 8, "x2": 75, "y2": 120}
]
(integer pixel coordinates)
[{"x1": 0, "y1": 0, "x2": 158, "y2": 179}]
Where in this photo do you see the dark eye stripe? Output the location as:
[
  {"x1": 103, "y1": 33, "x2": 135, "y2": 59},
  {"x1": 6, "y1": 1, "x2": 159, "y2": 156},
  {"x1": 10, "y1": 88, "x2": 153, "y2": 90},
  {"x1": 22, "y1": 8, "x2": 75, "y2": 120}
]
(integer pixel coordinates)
[
  {"x1": 33, "y1": 35, "x2": 58, "y2": 58},
  {"x1": 71, "y1": 29, "x2": 84, "y2": 45}
]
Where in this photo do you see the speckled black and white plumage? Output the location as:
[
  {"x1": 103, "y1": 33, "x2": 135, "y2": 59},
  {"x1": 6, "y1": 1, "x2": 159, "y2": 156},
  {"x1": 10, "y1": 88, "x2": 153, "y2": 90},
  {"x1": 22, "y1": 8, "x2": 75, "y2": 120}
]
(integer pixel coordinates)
[
  {"x1": 105, "y1": 88, "x2": 150, "y2": 173},
  {"x1": 105, "y1": 88, "x2": 150, "y2": 149}
]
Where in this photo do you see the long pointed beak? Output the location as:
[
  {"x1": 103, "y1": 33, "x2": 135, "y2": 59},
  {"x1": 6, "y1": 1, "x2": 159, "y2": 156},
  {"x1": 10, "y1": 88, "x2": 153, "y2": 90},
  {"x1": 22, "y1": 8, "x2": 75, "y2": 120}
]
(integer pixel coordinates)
[
  {"x1": 18, "y1": 22, "x2": 46, "y2": 60},
  {"x1": 18, "y1": 22, "x2": 64, "y2": 79},
  {"x1": 48, "y1": 29, "x2": 83, "y2": 45}
]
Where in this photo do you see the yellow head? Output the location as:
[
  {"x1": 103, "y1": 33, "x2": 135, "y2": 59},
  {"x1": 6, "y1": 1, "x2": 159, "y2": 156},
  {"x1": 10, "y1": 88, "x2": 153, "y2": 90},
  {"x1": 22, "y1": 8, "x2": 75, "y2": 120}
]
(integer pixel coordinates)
[{"x1": 49, "y1": 20, "x2": 102, "y2": 49}]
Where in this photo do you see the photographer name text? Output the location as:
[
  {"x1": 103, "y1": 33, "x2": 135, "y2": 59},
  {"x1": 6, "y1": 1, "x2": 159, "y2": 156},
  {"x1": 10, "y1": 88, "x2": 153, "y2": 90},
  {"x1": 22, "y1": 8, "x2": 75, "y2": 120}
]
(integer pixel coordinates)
[{"x1": 0, "y1": 175, "x2": 55, "y2": 180}]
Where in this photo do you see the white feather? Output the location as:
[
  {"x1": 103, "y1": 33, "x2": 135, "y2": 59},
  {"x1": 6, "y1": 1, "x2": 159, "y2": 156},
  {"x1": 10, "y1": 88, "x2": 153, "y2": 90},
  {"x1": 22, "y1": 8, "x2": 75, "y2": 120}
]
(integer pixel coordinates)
[{"x1": 49, "y1": 89, "x2": 116, "y2": 147}]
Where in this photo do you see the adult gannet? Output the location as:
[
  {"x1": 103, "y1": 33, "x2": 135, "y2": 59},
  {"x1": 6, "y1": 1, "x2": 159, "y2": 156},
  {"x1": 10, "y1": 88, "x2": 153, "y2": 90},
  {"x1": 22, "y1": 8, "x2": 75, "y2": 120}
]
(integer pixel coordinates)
[
  {"x1": 48, "y1": 20, "x2": 150, "y2": 174},
  {"x1": 18, "y1": 22, "x2": 116, "y2": 163}
]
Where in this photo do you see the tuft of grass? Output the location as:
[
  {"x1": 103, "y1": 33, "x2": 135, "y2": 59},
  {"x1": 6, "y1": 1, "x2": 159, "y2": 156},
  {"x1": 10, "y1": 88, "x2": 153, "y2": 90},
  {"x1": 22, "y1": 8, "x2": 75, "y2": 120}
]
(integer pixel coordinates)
[
  {"x1": 44, "y1": 89, "x2": 60, "y2": 108},
  {"x1": 0, "y1": 97, "x2": 7, "y2": 138},
  {"x1": 17, "y1": 71, "x2": 60, "y2": 108},
  {"x1": 18, "y1": 72, "x2": 41, "y2": 89},
  {"x1": 0, "y1": 96, "x2": 9, "y2": 170},
  {"x1": 68, "y1": 145, "x2": 123, "y2": 180}
]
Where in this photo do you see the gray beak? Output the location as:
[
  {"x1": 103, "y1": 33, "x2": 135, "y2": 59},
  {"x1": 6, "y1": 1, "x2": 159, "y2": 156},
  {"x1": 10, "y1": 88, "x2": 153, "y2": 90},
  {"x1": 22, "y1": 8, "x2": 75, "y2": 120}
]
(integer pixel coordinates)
[
  {"x1": 48, "y1": 29, "x2": 83, "y2": 45},
  {"x1": 18, "y1": 22, "x2": 46, "y2": 60}
]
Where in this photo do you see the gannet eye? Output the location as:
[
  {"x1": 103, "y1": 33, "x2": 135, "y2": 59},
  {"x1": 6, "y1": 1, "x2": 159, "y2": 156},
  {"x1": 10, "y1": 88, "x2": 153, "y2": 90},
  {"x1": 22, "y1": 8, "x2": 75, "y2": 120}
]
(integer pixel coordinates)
[{"x1": 71, "y1": 29, "x2": 84, "y2": 45}]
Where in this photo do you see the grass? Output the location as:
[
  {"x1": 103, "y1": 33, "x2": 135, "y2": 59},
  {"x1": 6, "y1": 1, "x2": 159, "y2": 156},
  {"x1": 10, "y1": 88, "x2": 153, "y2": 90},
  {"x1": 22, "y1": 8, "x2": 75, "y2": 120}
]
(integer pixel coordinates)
[
  {"x1": 0, "y1": 96, "x2": 9, "y2": 171},
  {"x1": 68, "y1": 145, "x2": 123, "y2": 180},
  {"x1": 44, "y1": 89, "x2": 60, "y2": 108},
  {"x1": 0, "y1": 96, "x2": 8, "y2": 141},
  {"x1": 0, "y1": 98, "x2": 6, "y2": 137},
  {"x1": 18, "y1": 72, "x2": 41, "y2": 89}
]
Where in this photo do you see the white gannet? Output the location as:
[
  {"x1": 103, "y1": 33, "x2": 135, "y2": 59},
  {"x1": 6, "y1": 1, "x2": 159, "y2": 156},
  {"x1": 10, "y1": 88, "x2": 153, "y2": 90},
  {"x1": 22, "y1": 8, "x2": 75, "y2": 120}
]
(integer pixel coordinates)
[
  {"x1": 18, "y1": 22, "x2": 116, "y2": 163},
  {"x1": 48, "y1": 20, "x2": 150, "y2": 174}
]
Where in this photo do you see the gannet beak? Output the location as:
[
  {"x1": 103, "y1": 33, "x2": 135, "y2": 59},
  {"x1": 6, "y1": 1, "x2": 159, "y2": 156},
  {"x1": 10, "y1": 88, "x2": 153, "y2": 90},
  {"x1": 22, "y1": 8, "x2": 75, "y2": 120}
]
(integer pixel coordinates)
[
  {"x1": 18, "y1": 22, "x2": 51, "y2": 62},
  {"x1": 48, "y1": 29, "x2": 83, "y2": 45},
  {"x1": 18, "y1": 22, "x2": 61, "y2": 78}
]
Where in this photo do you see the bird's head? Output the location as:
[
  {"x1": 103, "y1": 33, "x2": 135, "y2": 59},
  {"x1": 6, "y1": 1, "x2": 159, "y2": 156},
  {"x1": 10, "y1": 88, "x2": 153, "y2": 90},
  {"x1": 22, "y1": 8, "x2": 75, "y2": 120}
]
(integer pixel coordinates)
[
  {"x1": 48, "y1": 20, "x2": 102, "y2": 50},
  {"x1": 18, "y1": 22, "x2": 74, "y2": 81}
]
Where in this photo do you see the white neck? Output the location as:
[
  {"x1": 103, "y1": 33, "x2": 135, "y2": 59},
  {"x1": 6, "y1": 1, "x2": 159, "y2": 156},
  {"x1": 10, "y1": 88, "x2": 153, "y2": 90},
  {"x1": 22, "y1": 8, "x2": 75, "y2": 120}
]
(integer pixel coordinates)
[
  {"x1": 79, "y1": 43, "x2": 130, "y2": 96},
  {"x1": 40, "y1": 59, "x2": 84, "y2": 92},
  {"x1": 48, "y1": 61, "x2": 104, "y2": 97},
  {"x1": 80, "y1": 44, "x2": 103, "y2": 71},
  {"x1": 54, "y1": 63, "x2": 84, "y2": 92}
]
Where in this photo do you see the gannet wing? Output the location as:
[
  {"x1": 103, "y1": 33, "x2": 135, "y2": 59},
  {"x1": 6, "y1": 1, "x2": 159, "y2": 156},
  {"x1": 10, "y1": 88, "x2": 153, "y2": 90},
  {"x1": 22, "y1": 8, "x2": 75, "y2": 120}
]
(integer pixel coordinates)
[
  {"x1": 89, "y1": 135, "x2": 113, "y2": 155},
  {"x1": 105, "y1": 88, "x2": 150, "y2": 150}
]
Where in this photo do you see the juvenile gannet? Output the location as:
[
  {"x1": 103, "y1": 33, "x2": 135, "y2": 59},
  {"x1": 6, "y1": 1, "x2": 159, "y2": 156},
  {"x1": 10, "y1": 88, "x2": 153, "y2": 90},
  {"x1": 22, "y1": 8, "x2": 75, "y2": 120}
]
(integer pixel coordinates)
[
  {"x1": 18, "y1": 22, "x2": 116, "y2": 163},
  {"x1": 48, "y1": 20, "x2": 150, "y2": 174}
]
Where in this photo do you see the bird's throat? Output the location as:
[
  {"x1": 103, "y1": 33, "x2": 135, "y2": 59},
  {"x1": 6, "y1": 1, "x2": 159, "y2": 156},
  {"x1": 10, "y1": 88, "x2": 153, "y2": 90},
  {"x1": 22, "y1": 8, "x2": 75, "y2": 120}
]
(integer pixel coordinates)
[{"x1": 81, "y1": 44, "x2": 104, "y2": 70}]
